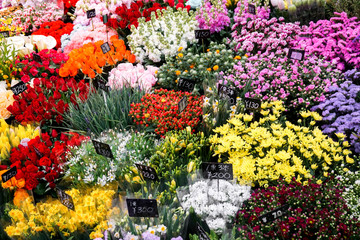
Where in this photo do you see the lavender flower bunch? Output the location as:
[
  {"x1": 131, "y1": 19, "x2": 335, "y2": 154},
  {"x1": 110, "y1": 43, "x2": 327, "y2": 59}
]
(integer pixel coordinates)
[
  {"x1": 312, "y1": 69, "x2": 360, "y2": 153},
  {"x1": 195, "y1": 0, "x2": 230, "y2": 34}
]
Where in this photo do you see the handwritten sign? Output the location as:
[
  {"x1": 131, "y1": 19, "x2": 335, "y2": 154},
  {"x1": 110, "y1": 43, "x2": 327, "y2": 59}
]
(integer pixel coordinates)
[
  {"x1": 259, "y1": 205, "x2": 289, "y2": 224},
  {"x1": 1, "y1": 167, "x2": 17, "y2": 183},
  {"x1": 135, "y1": 164, "x2": 159, "y2": 181},
  {"x1": 126, "y1": 199, "x2": 159, "y2": 217},
  {"x1": 248, "y1": 4, "x2": 256, "y2": 14},
  {"x1": 201, "y1": 163, "x2": 233, "y2": 180},
  {"x1": 195, "y1": 29, "x2": 211, "y2": 39},
  {"x1": 244, "y1": 97, "x2": 261, "y2": 111},
  {"x1": 218, "y1": 84, "x2": 237, "y2": 105},
  {"x1": 299, "y1": 33, "x2": 312, "y2": 38},
  {"x1": 103, "y1": 14, "x2": 108, "y2": 24},
  {"x1": 56, "y1": 188, "x2": 75, "y2": 211},
  {"x1": 288, "y1": 49, "x2": 305, "y2": 61},
  {"x1": 101, "y1": 42, "x2": 111, "y2": 54},
  {"x1": 11, "y1": 81, "x2": 27, "y2": 96},
  {"x1": 33, "y1": 146, "x2": 44, "y2": 158},
  {"x1": 86, "y1": 9, "x2": 96, "y2": 19},
  {"x1": 92, "y1": 140, "x2": 114, "y2": 159},
  {"x1": 195, "y1": 223, "x2": 210, "y2": 240},
  {"x1": 178, "y1": 96, "x2": 188, "y2": 113},
  {"x1": 33, "y1": 53, "x2": 42, "y2": 63},
  {"x1": 178, "y1": 78, "x2": 195, "y2": 93},
  {"x1": 0, "y1": 31, "x2": 10, "y2": 38}
]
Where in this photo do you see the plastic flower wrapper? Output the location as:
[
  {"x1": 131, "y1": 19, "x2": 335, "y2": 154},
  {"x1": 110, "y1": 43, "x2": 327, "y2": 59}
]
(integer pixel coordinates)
[
  {"x1": 210, "y1": 100, "x2": 356, "y2": 188},
  {"x1": 177, "y1": 172, "x2": 251, "y2": 234},
  {"x1": 128, "y1": 7, "x2": 198, "y2": 63},
  {"x1": 64, "y1": 128, "x2": 159, "y2": 187}
]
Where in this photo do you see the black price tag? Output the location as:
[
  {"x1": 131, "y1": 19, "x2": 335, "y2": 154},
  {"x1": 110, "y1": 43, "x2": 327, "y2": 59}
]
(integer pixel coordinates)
[
  {"x1": 201, "y1": 163, "x2": 233, "y2": 180},
  {"x1": 259, "y1": 204, "x2": 289, "y2": 224},
  {"x1": 33, "y1": 146, "x2": 44, "y2": 158},
  {"x1": 56, "y1": 188, "x2": 75, "y2": 211},
  {"x1": 103, "y1": 14, "x2": 108, "y2": 24},
  {"x1": 87, "y1": 9, "x2": 96, "y2": 19},
  {"x1": 218, "y1": 84, "x2": 237, "y2": 105},
  {"x1": 178, "y1": 78, "x2": 195, "y2": 92},
  {"x1": 135, "y1": 164, "x2": 159, "y2": 181},
  {"x1": 288, "y1": 49, "x2": 305, "y2": 61},
  {"x1": 94, "y1": 79, "x2": 110, "y2": 92},
  {"x1": 0, "y1": 31, "x2": 10, "y2": 38},
  {"x1": 244, "y1": 97, "x2": 261, "y2": 111},
  {"x1": 11, "y1": 81, "x2": 27, "y2": 96},
  {"x1": 178, "y1": 96, "x2": 188, "y2": 113},
  {"x1": 248, "y1": 4, "x2": 256, "y2": 14},
  {"x1": 101, "y1": 42, "x2": 111, "y2": 54},
  {"x1": 33, "y1": 53, "x2": 42, "y2": 63},
  {"x1": 92, "y1": 140, "x2": 114, "y2": 159},
  {"x1": 1, "y1": 166, "x2": 17, "y2": 183},
  {"x1": 196, "y1": 223, "x2": 210, "y2": 240},
  {"x1": 299, "y1": 33, "x2": 312, "y2": 38},
  {"x1": 195, "y1": 29, "x2": 211, "y2": 39},
  {"x1": 126, "y1": 199, "x2": 159, "y2": 218},
  {"x1": 68, "y1": 6, "x2": 76, "y2": 14}
]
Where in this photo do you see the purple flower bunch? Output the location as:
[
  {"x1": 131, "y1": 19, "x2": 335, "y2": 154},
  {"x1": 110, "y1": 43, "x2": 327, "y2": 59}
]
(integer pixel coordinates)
[
  {"x1": 231, "y1": 1, "x2": 303, "y2": 55},
  {"x1": 312, "y1": 69, "x2": 360, "y2": 153},
  {"x1": 221, "y1": 51, "x2": 342, "y2": 111},
  {"x1": 291, "y1": 12, "x2": 360, "y2": 70},
  {"x1": 195, "y1": 0, "x2": 230, "y2": 33}
]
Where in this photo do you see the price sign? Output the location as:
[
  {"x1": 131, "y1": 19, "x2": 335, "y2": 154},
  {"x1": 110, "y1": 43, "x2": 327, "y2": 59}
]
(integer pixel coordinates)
[
  {"x1": 103, "y1": 14, "x2": 108, "y2": 24},
  {"x1": 56, "y1": 188, "x2": 75, "y2": 211},
  {"x1": 244, "y1": 97, "x2": 261, "y2": 111},
  {"x1": 33, "y1": 53, "x2": 42, "y2": 63},
  {"x1": 195, "y1": 29, "x2": 211, "y2": 39},
  {"x1": 288, "y1": 49, "x2": 305, "y2": 61},
  {"x1": 178, "y1": 78, "x2": 195, "y2": 93},
  {"x1": 126, "y1": 199, "x2": 159, "y2": 218},
  {"x1": 195, "y1": 223, "x2": 210, "y2": 240},
  {"x1": 11, "y1": 81, "x2": 27, "y2": 96},
  {"x1": 101, "y1": 42, "x2": 111, "y2": 54},
  {"x1": 218, "y1": 84, "x2": 237, "y2": 105},
  {"x1": 33, "y1": 146, "x2": 44, "y2": 158},
  {"x1": 86, "y1": 9, "x2": 96, "y2": 19},
  {"x1": 135, "y1": 164, "x2": 159, "y2": 181},
  {"x1": 248, "y1": 4, "x2": 256, "y2": 14},
  {"x1": 178, "y1": 96, "x2": 188, "y2": 113},
  {"x1": 94, "y1": 79, "x2": 110, "y2": 92},
  {"x1": 1, "y1": 167, "x2": 17, "y2": 183},
  {"x1": 259, "y1": 205, "x2": 289, "y2": 224},
  {"x1": 92, "y1": 140, "x2": 114, "y2": 159},
  {"x1": 0, "y1": 31, "x2": 10, "y2": 38},
  {"x1": 299, "y1": 33, "x2": 312, "y2": 38},
  {"x1": 201, "y1": 163, "x2": 233, "y2": 180}
]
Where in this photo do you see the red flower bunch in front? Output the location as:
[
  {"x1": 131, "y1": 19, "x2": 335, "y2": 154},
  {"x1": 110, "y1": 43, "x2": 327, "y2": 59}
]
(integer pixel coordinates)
[
  {"x1": 14, "y1": 49, "x2": 69, "y2": 83},
  {"x1": 129, "y1": 89, "x2": 203, "y2": 137},
  {"x1": 7, "y1": 76, "x2": 89, "y2": 125},
  {"x1": 235, "y1": 178, "x2": 360, "y2": 239},
  {"x1": 32, "y1": 20, "x2": 73, "y2": 49},
  {"x1": 4, "y1": 131, "x2": 87, "y2": 191}
]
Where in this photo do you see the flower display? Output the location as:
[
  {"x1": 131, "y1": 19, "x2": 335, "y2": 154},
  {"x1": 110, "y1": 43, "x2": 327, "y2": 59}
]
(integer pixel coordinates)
[{"x1": 196, "y1": 0, "x2": 230, "y2": 33}]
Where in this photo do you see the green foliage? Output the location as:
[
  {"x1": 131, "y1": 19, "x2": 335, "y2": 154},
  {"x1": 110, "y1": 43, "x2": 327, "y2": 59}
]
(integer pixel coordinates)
[{"x1": 329, "y1": 0, "x2": 360, "y2": 18}]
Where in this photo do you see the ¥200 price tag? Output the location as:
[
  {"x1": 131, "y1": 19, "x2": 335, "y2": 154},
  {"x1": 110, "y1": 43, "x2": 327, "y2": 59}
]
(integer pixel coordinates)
[
  {"x1": 135, "y1": 164, "x2": 159, "y2": 181},
  {"x1": 11, "y1": 81, "x2": 27, "y2": 96},
  {"x1": 288, "y1": 49, "x2": 305, "y2": 61},
  {"x1": 86, "y1": 9, "x2": 96, "y2": 19},
  {"x1": 92, "y1": 140, "x2": 114, "y2": 159},
  {"x1": 195, "y1": 29, "x2": 210, "y2": 39},
  {"x1": 259, "y1": 204, "x2": 289, "y2": 224},
  {"x1": 218, "y1": 84, "x2": 237, "y2": 105},
  {"x1": 56, "y1": 188, "x2": 75, "y2": 211},
  {"x1": 1, "y1": 166, "x2": 17, "y2": 183},
  {"x1": 126, "y1": 198, "x2": 159, "y2": 218},
  {"x1": 201, "y1": 162, "x2": 233, "y2": 180},
  {"x1": 178, "y1": 78, "x2": 195, "y2": 93},
  {"x1": 178, "y1": 96, "x2": 188, "y2": 113},
  {"x1": 244, "y1": 97, "x2": 261, "y2": 111}
]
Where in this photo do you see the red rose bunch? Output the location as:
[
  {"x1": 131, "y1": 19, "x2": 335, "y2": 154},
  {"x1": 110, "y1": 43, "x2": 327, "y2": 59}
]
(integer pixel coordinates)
[
  {"x1": 5, "y1": 131, "x2": 87, "y2": 191},
  {"x1": 235, "y1": 178, "x2": 360, "y2": 239},
  {"x1": 14, "y1": 49, "x2": 69, "y2": 83},
  {"x1": 32, "y1": 20, "x2": 74, "y2": 49},
  {"x1": 7, "y1": 76, "x2": 89, "y2": 125},
  {"x1": 129, "y1": 89, "x2": 203, "y2": 137}
]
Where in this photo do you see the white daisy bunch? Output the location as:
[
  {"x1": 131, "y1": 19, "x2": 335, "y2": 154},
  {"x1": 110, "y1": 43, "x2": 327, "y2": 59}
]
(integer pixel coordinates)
[
  {"x1": 178, "y1": 179, "x2": 251, "y2": 233},
  {"x1": 128, "y1": 7, "x2": 198, "y2": 63}
]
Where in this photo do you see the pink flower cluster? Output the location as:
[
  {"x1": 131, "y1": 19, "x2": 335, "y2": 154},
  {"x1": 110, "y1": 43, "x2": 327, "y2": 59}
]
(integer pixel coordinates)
[
  {"x1": 291, "y1": 12, "x2": 360, "y2": 70},
  {"x1": 232, "y1": 0, "x2": 269, "y2": 27},
  {"x1": 108, "y1": 63, "x2": 158, "y2": 92},
  {"x1": 195, "y1": 0, "x2": 230, "y2": 33}
]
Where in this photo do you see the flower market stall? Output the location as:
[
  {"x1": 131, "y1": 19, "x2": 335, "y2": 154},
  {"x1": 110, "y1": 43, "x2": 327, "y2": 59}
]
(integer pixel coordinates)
[{"x1": 0, "y1": 0, "x2": 360, "y2": 239}]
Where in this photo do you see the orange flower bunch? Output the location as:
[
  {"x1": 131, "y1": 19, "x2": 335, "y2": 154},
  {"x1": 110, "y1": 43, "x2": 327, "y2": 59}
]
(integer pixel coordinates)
[
  {"x1": 59, "y1": 35, "x2": 136, "y2": 79},
  {"x1": 0, "y1": 169, "x2": 25, "y2": 190}
]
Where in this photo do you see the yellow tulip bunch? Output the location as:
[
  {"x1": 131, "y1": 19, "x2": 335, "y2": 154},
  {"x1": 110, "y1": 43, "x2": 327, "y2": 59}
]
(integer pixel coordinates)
[
  {"x1": 5, "y1": 187, "x2": 116, "y2": 239},
  {"x1": 210, "y1": 101, "x2": 354, "y2": 187},
  {"x1": 0, "y1": 119, "x2": 40, "y2": 161}
]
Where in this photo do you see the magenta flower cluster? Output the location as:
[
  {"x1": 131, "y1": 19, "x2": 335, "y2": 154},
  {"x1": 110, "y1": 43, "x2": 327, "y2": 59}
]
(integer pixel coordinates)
[{"x1": 195, "y1": 0, "x2": 230, "y2": 33}]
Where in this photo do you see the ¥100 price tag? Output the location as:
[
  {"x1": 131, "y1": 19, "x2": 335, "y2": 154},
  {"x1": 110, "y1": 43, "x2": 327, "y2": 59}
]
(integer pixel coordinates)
[
  {"x1": 126, "y1": 198, "x2": 159, "y2": 218},
  {"x1": 1, "y1": 166, "x2": 17, "y2": 183},
  {"x1": 201, "y1": 162, "x2": 233, "y2": 180},
  {"x1": 11, "y1": 81, "x2": 27, "y2": 96},
  {"x1": 92, "y1": 140, "x2": 114, "y2": 159},
  {"x1": 288, "y1": 49, "x2": 305, "y2": 61},
  {"x1": 259, "y1": 204, "x2": 289, "y2": 224},
  {"x1": 178, "y1": 96, "x2": 188, "y2": 113},
  {"x1": 244, "y1": 97, "x2": 261, "y2": 111},
  {"x1": 100, "y1": 42, "x2": 111, "y2": 54},
  {"x1": 135, "y1": 164, "x2": 159, "y2": 181},
  {"x1": 218, "y1": 84, "x2": 237, "y2": 105},
  {"x1": 178, "y1": 78, "x2": 195, "y2": 93},
  {"x1": 56, "y1": 188, "x2": 75, "y2": 211},
  {"x1": 195, "y1": 29, "x2": 210, "y2": 39},
  {"x1": 86, "y1": 9, "x2": 96, "y2": 19}
]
